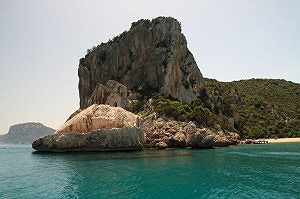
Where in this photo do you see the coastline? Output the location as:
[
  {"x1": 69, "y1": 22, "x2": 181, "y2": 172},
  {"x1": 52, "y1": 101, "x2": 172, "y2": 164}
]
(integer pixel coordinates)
[{"x1": 264, "y1": 138, "x2": 300, "y2": 143}]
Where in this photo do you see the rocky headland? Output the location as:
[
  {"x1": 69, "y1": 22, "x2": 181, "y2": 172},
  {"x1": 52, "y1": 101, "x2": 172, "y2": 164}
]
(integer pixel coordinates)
[
  {"x1": 0, "y1": 122, "x2": 55, "y2": 144},
  {"x1": 32, "y1": 16, "x2": 241, "y2": 152}
]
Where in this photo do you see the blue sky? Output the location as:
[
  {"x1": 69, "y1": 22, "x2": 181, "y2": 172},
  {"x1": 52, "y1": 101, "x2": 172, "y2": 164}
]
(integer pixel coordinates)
[{"x1": 0, "y1": 0, "x2": 299, "y2": 133}]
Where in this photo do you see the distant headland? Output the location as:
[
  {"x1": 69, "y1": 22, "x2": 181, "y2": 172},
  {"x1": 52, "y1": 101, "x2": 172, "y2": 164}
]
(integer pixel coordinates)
[{"x1": 0, "y1": 122, "x2": 55, "y2": 144}]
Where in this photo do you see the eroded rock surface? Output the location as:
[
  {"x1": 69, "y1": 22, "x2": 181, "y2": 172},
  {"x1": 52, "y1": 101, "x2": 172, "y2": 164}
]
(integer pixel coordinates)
[
  {"x1": 56, "y1": 104, "x2": 140, "y2": 134},
  {"x1": 213, "y1": 131, "x2": 240, "y2": 147},
  {"x1": 32, "y1": 127, "x2": 143, "y2": 152},
  {"x1": 79, "y1": 17, "x2": 205, "y2": 109},
  {"x1": 32, "y1": 105, "x2": 143, "y2": 152},
  {"x1": 86, "y1": 80, "x2": 139, "y2": 112},
  {"x1": 141, "y1": 113, "x2": 240, "y2": 149}
]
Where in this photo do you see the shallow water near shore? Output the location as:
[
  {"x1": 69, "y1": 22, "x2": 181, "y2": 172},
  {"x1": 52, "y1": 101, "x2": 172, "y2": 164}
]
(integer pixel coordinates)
[{"x1": 0, "y1": 143, "x2": 299, "y2": 198}]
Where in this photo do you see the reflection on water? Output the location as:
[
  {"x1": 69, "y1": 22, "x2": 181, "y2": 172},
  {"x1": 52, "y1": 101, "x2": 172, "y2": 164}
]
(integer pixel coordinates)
[
  {"x1": 30, "y1": 150, "x2": 194, "y2": 198},
  {"x1": 32, "y1": 150, "x2": 193, "y2": 160}
]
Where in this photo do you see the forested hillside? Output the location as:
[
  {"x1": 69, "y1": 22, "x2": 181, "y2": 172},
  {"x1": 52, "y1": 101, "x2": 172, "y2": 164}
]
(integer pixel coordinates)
[
  {"x1": 204, "y1": 78, "x2": 299, "y2": 138},
  {"x1": 145, "y1": 78, "x2": 299, "y2": 139}
]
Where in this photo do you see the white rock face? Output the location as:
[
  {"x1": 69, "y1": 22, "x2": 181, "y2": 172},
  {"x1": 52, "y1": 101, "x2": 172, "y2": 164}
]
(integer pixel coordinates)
[
  {"x1": 56, "y1": 104, "x2": 140, "y2": 134},
  {"x1": 32, "y1": 104, "x2": 143, "y2": 152}
]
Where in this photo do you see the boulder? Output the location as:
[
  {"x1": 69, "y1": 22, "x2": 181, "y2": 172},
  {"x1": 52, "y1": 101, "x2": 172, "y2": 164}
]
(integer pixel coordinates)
[
  {"x1": 156, "y1": 141, "x2": 168, "y2": 149},
  {"x1": 185, "y1": 128, "x2": 214, "y2": 149},
  {"x1": 32, "y1": 104, "x2": 143, "y2": 152},
  {"x1": 212, "y1": 135, "x2": 232, "y2": 147},
  {"x1": 212, "y1": 131, "x2": 240, "y2": 147},
  {"x1": 56, "y1": 104, "x2": 140, "y2": 134},
  {"x1": 166, "y1": 133, "x2": 186, "y2": 147}
]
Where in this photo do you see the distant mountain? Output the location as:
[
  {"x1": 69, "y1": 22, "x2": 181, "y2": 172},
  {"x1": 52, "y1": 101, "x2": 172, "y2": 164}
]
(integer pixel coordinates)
[{"x1": 0, "y1": 122, "x2": 55, "y2": 144}]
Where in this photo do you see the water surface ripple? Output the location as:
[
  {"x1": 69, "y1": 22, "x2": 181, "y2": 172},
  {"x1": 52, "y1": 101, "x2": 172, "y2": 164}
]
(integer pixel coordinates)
[{"x1": 0, "y1": 143, "x2": 299, "y2": 198}]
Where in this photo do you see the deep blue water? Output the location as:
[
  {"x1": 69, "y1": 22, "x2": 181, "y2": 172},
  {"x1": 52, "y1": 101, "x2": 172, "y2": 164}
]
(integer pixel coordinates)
[{"x1": 0, "y1": 143, "x2": 299, "y2": 198}]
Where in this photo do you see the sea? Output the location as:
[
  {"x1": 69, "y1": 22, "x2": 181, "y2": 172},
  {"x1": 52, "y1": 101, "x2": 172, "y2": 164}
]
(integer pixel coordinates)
[{"x1": 0, "y1": 143, "x2": 299, "y2": 199}]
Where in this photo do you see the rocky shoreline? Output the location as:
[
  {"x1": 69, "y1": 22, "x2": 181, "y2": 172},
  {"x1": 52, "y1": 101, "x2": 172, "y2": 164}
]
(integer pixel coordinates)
[
  {"x1": 142, "y1": 113, "x2": 240, "y2": 149},
  {"x1": 32, "y1": 105, "x2": 240, "y2": 152}
]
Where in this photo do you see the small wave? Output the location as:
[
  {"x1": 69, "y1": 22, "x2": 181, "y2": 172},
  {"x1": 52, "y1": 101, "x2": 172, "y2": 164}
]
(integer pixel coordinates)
[
  {"x1": 226, "y1": 152, "x2": 263, "y2": 157},
  {"x1": 227, "y1": 151, "x2": 300, "y2": 157},
  {"x1": 261, "y1": 152, "x2": 300, "y2": 156},
  {"x1": 32, "y1": 151, "x2": 193, "y2": 161}
]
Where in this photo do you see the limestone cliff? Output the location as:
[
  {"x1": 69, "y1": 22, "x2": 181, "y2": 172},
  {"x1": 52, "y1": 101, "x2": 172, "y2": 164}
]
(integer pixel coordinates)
[{"x1": 79, "y1": 17, "x2": 205, "y2": 109}]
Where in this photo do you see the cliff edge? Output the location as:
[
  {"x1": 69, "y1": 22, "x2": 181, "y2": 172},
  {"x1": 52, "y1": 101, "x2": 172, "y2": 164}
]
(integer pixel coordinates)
[{"x1": 79, "y1": 17, "x2": 205, "y2": 109}]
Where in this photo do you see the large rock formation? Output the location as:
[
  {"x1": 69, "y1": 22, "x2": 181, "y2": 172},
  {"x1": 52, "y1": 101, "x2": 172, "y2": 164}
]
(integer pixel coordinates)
[
  {"x1": 57, "y1": 104, "x2": 140, "y2": 133},
  {"x1": 32, "y1": 127, "x2": 143, "y2": 152},
  {"x1": 79, "y1": 17, "x2": 205, "y2": 110},
  {"x1": 32, "y1": 105, "x2": 144, "y2": 152},
  {"x1": 32, "y1": 17, "x2": 241, "y2": 152},
  {"x1": 0, "y1": 122, "x2": 55, "y2": 144}
]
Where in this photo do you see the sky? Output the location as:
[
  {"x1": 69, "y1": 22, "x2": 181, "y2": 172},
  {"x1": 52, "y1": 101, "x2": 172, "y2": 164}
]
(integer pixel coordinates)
[{"x1": 0, "y1": 0, "x2": 299, "y2": 134}]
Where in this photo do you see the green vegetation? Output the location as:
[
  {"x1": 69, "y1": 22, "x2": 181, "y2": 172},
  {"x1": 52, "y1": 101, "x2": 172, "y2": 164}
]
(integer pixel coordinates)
[
  {"x1": 138, "y1": 78, "x2": 300, "y2": 139},
  {"x1": 204, "y1": 78, "x2": 300, "y2": 139},
  {"x1": 86, "y1": 45, "x2": 97, "y2": 54},
  {"x1": 151, "y1": 94, "x2": 235, "y2": 132}
]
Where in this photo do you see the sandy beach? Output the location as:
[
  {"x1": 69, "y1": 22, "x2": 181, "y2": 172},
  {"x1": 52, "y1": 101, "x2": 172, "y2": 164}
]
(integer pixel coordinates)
[{"x1": 264, "y1": 138, "x2": 300, "y2": 143}]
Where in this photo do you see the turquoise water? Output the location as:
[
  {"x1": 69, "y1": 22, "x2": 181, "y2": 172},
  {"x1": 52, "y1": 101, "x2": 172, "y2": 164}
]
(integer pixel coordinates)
[{"x1": 0, "y1": 143, "x2": 299, "y2": 198}]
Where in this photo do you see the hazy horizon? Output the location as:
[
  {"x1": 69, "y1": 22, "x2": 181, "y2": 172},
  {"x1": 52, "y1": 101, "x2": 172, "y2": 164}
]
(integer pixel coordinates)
[{"x1": 1, "y1": 0, "x2": 299, "y2": 134}]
